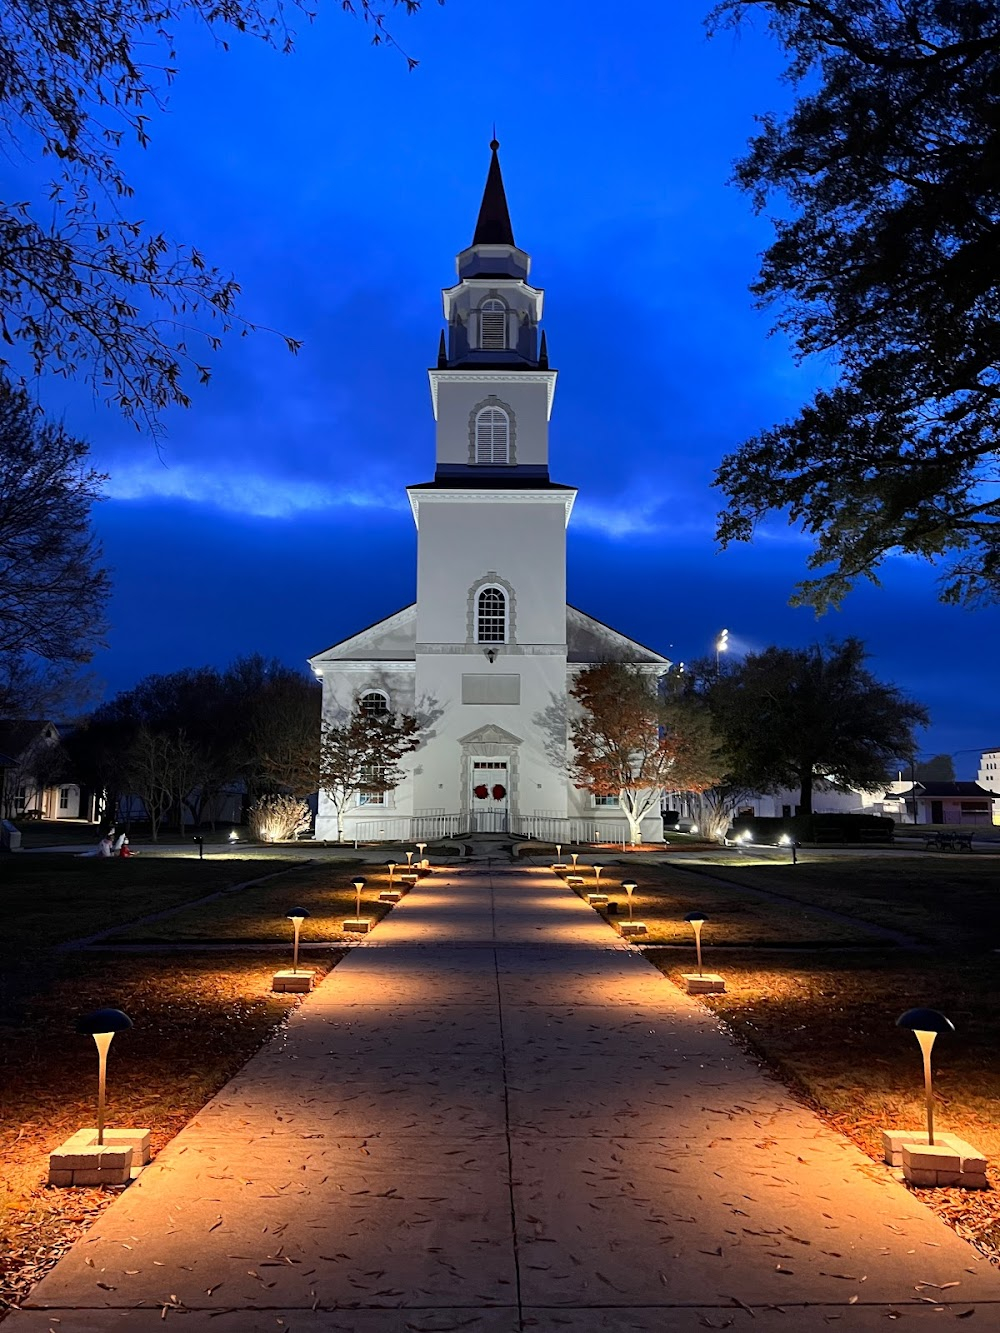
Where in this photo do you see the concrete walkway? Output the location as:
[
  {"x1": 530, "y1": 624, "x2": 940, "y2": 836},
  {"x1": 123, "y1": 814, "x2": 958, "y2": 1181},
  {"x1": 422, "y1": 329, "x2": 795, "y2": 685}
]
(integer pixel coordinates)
[{"x1": 14, "y1": 864, "x2": 1000, "y2": 1331}]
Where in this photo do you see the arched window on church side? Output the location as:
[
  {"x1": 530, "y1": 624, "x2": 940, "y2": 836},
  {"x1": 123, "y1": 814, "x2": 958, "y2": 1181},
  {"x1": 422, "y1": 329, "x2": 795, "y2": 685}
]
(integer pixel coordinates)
[
  {"x1": 360, "y1": 689, "x2": 389, "y2": 717},
  {"x1": 479, "y1": 298, "x2": 507, "y2": 350},
  {"x1": 475, "y1": 406, "x2": 510, "y2": 465},
  {"x1": 476, "y1": 586, "x2": 507, "y2": 644}
]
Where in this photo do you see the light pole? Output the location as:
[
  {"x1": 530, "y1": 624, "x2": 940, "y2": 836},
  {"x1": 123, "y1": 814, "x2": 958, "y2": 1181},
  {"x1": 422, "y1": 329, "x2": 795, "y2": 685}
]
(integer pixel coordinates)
[
  {"x1": 387, "y1": 861, "x2": 397, "y2": 888},
  {"x1": 76, "y1": 1009, "x2": 132, "y2": 1146},
  {"x1": 715, "y1": 628, "x2": 730, "y2": 675},
  {"x1": 352, "y1": 877, "x2": 366, "y2": 920},
  {"x1": 896, "y1": 1008, "x2": 954, "y2": 1145},
  {"x1": 622, "y1": 879, "x2": 637, "y2": 923}
]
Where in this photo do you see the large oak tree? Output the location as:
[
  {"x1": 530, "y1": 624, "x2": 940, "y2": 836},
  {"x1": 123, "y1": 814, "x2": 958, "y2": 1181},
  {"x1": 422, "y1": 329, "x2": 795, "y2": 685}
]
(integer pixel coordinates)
[
  {"x1": 711, "y1": 0, "x2": 1000, "y2": 609},
  {"x1": 705, "y1": 637, "x2": 928, "y2": 815}
]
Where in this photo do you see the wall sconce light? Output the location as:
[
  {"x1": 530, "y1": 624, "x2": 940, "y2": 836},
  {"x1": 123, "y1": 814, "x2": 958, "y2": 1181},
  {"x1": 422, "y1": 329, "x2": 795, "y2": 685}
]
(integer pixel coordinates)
[{"x1": 484, "y1": 648, "x2": 497, "y2": 663}]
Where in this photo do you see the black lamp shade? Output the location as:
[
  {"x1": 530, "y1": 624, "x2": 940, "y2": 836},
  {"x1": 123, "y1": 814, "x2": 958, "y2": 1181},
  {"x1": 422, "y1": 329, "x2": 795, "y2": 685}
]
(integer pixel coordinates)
[
  {"x1": 897, "y1": 1007, "x2": 954, "y2": 1034},
  {"x1": 622, "y1": 880, "x2": 637, "y2": 890},
  {"x1": 685, "y1": 911, "x2": 708, "y2": 924},
  {"x1": 286, "y1": 907, "x2": 311, "y2": 921},
  {"x1": 352, "y1": 878, "x2": 366, "y2": 889},
  {"x1": 76, "y1": 1008, "x2": 132, "y2": 1035}
]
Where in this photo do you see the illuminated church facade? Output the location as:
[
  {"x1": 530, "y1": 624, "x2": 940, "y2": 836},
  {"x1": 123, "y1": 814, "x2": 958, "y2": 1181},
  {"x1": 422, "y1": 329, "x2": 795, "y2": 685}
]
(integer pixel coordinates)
[{"x1": 309, "y1": 144, "x2": 668, "y2": 842}]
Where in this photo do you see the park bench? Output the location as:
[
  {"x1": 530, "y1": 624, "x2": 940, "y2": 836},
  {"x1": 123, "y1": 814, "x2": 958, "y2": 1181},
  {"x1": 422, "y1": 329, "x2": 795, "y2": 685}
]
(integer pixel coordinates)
[{"x1": 924, "y1": 830, "x2": 974, "y2": 852}]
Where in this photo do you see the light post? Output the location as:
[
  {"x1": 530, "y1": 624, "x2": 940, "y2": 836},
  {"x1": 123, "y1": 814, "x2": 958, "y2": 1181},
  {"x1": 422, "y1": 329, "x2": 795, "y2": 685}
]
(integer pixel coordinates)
[
  {"x1": 622, "y1": 879, "x2": 637, "y2": 923},
  {"x1": 353, "y1": 877, "x2": 366, "y2": 920},
  {"x1": 387, "y1": 861, "x2": 396, "y2": 888},
  {"x1": 286, "y1": 908, "x2": 309, "y2": 975},
  {"x1": 406, "y1": 850, "x2": 414, "y2": 868},
  {"x1": 76, "y1": 1009, "x2": 132, "y2": 1146},
  {"x1": 896, "y1": 1008, "x2": 954, "y2": 1145},
  {"x1": 780, "y1": 833, "x2": 798, "y2": 865},
  {"x1": 571, "y1": 852, "x2": 579, "y2": 871},
  {"x1": 555, "y1": 843, "x2": 562, "y2": 862},
  {"x1": 593, "y1": 864, "x2": 604, "y2": 888},
  {"x1": 193, "y1": 834, "x2": 204, "y2": 861},
  {"x1": 716, "y1": 628, "x2": 730, "y2": 675},
  {"x1": 685, "y1": 910, "x2": 707, "y2": 976},
  {"x1": 416, "y1": 842, "x2": 427, "y2": 861}
]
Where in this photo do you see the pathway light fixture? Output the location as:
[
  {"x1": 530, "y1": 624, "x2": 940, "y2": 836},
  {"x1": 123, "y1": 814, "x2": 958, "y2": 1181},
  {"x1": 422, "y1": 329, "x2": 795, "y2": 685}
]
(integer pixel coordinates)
[
  {"x1": 593, "y1": 864, "x2": 604, "y2": 887},
  {"x1": 387, "y1": 861, "x2": 397, "y2": 888},
  {"x1": 556, "y1": 843, "x2": 562, "y2": 861},
  {"x1": 193, "y1": 834, "x2": 204, "y2": 860},
  {"x1": 897, "y1": 1008, "x2": 954, "y2": 1146},
  {"x1": 571, "y1": 852, "x2": 579, "y2": 870},
  {"x1": 622, "y1": 879, "x2": 637, "y2": 923},
  {"x1": 685, "y1": 910, "x2": 708, "y2": 976},
  {"x1": 406, "y1": 850, "x2": 414, "y2": 868},
  {"x1": 352, "y1": 877, "x2": 366, "y2": 919},
  {"x1": 286, "y1": 908, "x2": 310, "y2": 974},
  {"x1": 75, "y1": 1009, "x2": 132, "y2": 1146}
]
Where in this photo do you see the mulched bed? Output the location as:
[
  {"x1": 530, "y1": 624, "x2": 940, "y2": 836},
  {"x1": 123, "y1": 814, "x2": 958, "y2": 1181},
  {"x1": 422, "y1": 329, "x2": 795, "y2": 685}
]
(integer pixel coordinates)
[{"x1": 0, "y1": 948, "x2": 343, "y2": 1317}]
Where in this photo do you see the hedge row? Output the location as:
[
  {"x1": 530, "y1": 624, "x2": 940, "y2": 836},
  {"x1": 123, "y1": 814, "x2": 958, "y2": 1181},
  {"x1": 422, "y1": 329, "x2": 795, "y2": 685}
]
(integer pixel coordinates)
[{"x1": 726, "y1": 813, "x2": 895, "y2": 845}]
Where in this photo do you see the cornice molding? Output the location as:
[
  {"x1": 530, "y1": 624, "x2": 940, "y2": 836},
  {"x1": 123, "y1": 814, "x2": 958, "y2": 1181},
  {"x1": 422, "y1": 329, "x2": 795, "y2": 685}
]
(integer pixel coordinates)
[
  {"x1": 427, "y1": 368, "x2": 557, "y2": 420},
  {"x1": 407, "y1": 485, "x2": 576, "y2": 529}
]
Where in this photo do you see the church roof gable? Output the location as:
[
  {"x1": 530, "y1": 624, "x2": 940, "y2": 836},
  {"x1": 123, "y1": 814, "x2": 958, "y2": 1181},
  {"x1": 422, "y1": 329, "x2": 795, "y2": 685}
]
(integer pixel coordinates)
[
  {"x1": 566, "y1": 605, "x2": 670, "y2": 666},
  {"x1": 309, "y1": 604, "x2": 416, "y2": 664}
]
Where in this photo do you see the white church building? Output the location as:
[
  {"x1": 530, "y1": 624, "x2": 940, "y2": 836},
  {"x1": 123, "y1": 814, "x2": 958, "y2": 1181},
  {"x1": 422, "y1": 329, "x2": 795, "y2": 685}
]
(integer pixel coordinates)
[{"x1": 310, "y1": 143, "x2": 668, "y2": 843}]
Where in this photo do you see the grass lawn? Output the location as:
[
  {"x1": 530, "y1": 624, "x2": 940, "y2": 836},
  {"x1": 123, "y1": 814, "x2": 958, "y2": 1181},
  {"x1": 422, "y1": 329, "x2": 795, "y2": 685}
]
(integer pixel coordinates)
[
  {"x1": 559, "y1": 863, "x2": 877, "y2": 947},
  {"x1": 688, "y1": 854, "x2": 1000, "y2": 950},
  {"x1": 0, "y1": 948, "x2": 343, "y2": 1315},
  {"x1": 0, "y1": 856, "x2": 301, "y2": 959},
  {"x1": 648, "y1": 946, "x2": 1000, "y2": 1259},
  {"x1": 106, "y1": 862, "x2": 397, "y2": 943}
]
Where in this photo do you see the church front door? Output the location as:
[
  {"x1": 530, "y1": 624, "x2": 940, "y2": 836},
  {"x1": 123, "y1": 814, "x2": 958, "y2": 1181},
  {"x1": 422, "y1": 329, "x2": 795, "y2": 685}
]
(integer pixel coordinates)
[{"x1": 471, "y1": 759, "x2": 509, "y2": 833}]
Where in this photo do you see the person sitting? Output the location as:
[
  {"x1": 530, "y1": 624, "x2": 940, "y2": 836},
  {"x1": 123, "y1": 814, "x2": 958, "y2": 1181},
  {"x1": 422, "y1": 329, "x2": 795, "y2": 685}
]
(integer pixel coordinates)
[
  {"x1": 77, "y1": 833, "x2": 114, "y2": 858},
  {"x1": 118, "y1": 835, "x2": 137, "y2": 858}
]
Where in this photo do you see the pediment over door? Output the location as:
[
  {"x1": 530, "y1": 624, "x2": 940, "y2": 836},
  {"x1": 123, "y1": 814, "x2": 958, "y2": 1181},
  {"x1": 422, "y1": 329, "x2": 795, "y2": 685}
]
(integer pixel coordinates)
[{"x1": 457, "y1": 723, "x2": 523, "y2": 748}]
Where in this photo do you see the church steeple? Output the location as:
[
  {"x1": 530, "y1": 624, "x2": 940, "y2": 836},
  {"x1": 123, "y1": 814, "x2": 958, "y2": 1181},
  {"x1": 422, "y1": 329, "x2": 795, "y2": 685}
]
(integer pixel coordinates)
[{"x1": 472, "y1": 139, "x2": 515, "y2": 247}]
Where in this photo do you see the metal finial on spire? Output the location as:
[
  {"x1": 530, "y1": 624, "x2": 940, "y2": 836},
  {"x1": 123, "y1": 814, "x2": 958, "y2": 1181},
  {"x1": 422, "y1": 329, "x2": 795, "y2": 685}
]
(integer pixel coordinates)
[{"x1": 491, "y1": 123, "x2": 499, "y2": 152}]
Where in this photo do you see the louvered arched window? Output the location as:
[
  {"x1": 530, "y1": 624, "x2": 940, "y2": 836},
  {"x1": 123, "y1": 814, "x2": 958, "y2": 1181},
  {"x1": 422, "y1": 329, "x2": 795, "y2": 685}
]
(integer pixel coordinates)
[
  {"x1": 479, "y1": 298, "x2": 507, "y2": 350},
  {"x1": 476, "y1": 586, "x2": 507, "y2": 643},
  {"x1": 475, "y1": 406, "x2": 510, "y2": 465}
]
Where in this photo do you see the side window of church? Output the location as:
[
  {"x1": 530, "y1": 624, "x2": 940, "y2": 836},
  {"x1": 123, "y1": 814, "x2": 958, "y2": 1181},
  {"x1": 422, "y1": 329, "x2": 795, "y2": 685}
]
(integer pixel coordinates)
[
  {"x1": 360, "y1": 690, "x2": 389, "y2": 717},
  {"x1": 475, "y1": 407, "x2": 509, "y2": 465},
  {"x1": 476, "y1": 587, "x2": 507, "y2": 643},
  {"x1": 479, "y1": 299, "x2": 507, "y2": 349},
  {"x1": 358, "y1": 765, "x2": 385, "y2": 805}
]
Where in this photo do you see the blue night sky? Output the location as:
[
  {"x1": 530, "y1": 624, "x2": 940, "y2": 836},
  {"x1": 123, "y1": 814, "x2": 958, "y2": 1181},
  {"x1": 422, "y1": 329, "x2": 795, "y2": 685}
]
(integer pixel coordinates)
[{"x1": 23, "y1": 0, "x2": 999, "y2": 773}]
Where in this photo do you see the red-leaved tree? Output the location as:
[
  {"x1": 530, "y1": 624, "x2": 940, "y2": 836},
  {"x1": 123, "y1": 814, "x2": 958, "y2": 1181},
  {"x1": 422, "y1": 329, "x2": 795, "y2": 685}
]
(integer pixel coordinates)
[{"x1": 569, "y1": 662, "x2": 725, "y2": 845}]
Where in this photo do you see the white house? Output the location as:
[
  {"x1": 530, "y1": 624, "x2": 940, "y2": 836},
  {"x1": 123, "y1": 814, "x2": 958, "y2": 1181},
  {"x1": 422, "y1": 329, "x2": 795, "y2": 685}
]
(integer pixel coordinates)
[
  {"x1": 0, "y1": 720, "x2": 81, "y2": 821},
  {"x1": 309, "y1": 143, "x2": 669, "y2": 843}
]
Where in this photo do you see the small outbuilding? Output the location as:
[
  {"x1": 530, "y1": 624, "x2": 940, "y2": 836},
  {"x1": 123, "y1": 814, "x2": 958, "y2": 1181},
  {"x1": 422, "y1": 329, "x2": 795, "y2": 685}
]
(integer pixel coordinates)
[{"x1": 892, "y1": 781, "x2": 998, "y2": 826}]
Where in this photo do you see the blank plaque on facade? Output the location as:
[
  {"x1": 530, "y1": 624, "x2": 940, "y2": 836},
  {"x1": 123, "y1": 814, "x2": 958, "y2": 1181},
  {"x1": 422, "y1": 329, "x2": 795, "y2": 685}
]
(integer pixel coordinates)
[{"x1": 462, "y1": 674, "x2": 520, "y2": 705}]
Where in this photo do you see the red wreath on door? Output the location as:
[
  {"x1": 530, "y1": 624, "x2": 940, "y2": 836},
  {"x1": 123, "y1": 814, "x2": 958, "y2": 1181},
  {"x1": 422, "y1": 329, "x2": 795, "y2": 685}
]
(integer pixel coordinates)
[
  {"x1": 474, "y1": 784, "x2": 489, "y2": 799},
  {"x1": 492, "y1": 783, "x2": 506, "y2": 801}
]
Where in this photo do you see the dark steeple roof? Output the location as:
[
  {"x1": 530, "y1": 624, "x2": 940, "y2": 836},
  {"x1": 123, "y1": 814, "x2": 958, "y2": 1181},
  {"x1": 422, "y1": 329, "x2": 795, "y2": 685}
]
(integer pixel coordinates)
[{"x1": 472, "y1": 139, "x2": 515, "y2": 246}]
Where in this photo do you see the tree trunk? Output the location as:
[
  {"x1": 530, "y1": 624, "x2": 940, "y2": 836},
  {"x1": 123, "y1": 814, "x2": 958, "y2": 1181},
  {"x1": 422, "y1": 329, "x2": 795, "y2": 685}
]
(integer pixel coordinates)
[
  {"x1": 798, "y1": 770, "x2": 814, "y2": 817},
  {"x1": 336, "y1": 803, "x2": 345, "y2": 843}
]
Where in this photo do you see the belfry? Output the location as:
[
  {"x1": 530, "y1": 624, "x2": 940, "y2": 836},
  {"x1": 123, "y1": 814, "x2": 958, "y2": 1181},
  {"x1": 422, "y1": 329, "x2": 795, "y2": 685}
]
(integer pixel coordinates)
[{"x1": 310, "y1": 143, "x2": 668, "y2": 841}]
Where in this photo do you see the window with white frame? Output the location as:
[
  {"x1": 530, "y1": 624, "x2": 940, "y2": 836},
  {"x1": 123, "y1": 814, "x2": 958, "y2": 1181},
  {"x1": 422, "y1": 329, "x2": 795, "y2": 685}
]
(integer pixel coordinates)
[
  {"x1": 474, "y1": 406, "x2": 510, "y2": 465},
  {"x1": 593, "y1": 794, "x2": 620, "y2": 807},
  {"x1": 476, "y1": 586, "x2": 507, "y2": 643},
  {"x1": 357, "y1": 765, "x2": 386, "y2": 805},
  {"x1": 59, "y1": 787, "x2": 70, "y2": 810},
  {"x1": 14, "y1": 785, "x2": 26, "y2": 813},
  {"x1": 359, "y1": 690, "x2": 389, "y2": 717},
  {"x1": 479, "y1": 298, "x2": 507, "y2": 349}
]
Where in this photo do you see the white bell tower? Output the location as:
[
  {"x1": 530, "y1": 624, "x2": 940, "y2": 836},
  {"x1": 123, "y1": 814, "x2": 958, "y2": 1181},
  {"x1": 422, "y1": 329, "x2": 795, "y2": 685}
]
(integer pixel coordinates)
[{"x1": 406, "y1": 141, "x2": 576, "y2": 828}]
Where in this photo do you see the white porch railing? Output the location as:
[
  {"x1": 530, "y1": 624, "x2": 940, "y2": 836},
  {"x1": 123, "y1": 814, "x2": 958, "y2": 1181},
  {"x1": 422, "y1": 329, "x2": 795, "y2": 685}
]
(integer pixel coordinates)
[
  {"x1": 511, "y1": 815, "x2": 631, "y2": 845},
  {"x1": 347, "y1": 815, "x2": 466, "y2": 843}
]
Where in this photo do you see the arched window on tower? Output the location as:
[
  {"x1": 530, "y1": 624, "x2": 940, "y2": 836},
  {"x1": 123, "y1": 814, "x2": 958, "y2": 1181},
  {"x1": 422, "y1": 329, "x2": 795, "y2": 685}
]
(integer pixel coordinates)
[
  {"x1": 474, "y1": 406, "x2": 510, "y2": 465},
  {"x1": 479, "y1": 298, "x2": 507, "y2": 350},
  {"x1": 359, "y1": 689, "x2": 389, "y2": 717},
  {"x1": 476, "y1": 586, "x2": 508, "y2": 644}
]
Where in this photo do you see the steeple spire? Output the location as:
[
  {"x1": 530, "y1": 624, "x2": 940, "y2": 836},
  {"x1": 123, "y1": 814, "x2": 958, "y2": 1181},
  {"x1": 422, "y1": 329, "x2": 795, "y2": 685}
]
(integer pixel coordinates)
[{"x1": 472, "y1": 138, "x2": 515, "y2": 247}]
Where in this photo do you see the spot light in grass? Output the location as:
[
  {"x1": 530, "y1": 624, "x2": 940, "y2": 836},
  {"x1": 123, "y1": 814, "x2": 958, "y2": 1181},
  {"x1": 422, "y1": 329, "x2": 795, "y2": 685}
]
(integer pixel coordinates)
[
  {"x1": 897, "y1": 1008, "x2": 954, "y2": 1146},
  {"x1": 75, "y1": 1009, "x2": 132, "y2": 1146},
  {"x1": 286, "y1": 908, "x2": 310, "y2": 974}
]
